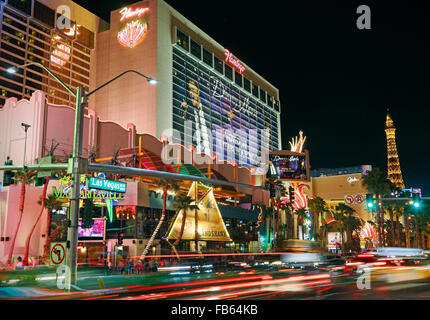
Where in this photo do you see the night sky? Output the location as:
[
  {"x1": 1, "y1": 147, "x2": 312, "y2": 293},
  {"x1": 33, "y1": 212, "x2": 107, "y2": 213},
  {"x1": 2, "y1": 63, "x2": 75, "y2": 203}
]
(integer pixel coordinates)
[{"x1": 74, "y1": 0, "x2": 430, "y2": 195}]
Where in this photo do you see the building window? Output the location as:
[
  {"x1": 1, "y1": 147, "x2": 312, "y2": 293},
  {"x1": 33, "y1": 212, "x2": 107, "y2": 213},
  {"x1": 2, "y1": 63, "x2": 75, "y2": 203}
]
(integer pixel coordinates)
[
  {"x1": 259, "y1": 88, "x2": 266, "y2": 103},
  {"x1": 190, "y1": 39, "x2": 201, "y2": 60},
  {"x1": 76, "y1": 25, "x2": 95, "y2": 49},
  {"x1": 33, "y1": 1, "x2": 55, "y2": 28},
  {"x1": 243, "y1": 77, "x2": 251, "y2": 92},
  {"x1": 214, "y1": 55, "x2": 223, "y2": 74},
  {"x1": 224, "y1": 64, "x2": 233, "y2": 81},
  {"x1": 176, "y1": 28, "x2": 189, "y2": 51},
  {"x1": 7, "y1": 0, "x2": 32, "y2": 15},
  {"x1": 252, "y1": 83, "x2": 259, "y2": 98},
  {"x1": 234, "y1": 70, "x2": 242, "y2": 87},
  {"x1": 202, "y1": 47, "x2": 212, "y2": 67}
]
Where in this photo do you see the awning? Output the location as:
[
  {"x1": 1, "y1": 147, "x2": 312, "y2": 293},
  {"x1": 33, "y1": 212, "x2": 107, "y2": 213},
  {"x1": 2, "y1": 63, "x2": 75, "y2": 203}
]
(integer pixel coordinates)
[{"x1": 218, "y1": 204, "x2": 258, "y2": 221}]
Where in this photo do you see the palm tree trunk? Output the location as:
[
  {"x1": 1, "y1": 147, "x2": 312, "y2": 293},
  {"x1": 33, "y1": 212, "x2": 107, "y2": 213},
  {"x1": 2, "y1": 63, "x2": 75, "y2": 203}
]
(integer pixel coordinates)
[
  {"x1": 43, "y1": 209, "x2": 53, "y2": 258},
  {"x1": 23, "y1": 177, "x2": 50, "y2": 265},
  {"x1": 405, "y1": 215, "x2": 410, "y2": 248},
  {"x1": 388, "y1": 210, "x2": 394, "y2": 247},
  {"x1": 7, "y1": 183, "x2": 26, "y2": 267},
  {"x1": 173, "y1": 210, "x2": 187, "y2": 247},
  {"x1": 395, "y1": 213, "x2": 400, "y2": 247},
  {"x1": 276, "y1": 198, "x2": 280, "y2": 238}
]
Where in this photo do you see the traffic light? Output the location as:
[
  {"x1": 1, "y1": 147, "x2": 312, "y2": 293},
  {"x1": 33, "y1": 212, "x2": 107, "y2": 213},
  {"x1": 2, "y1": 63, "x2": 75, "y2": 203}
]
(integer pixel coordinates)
[
  {"x1": 366, "y1": 194, "x2": 374, "y2": 209},
  {"x1": 3, "y1": 157, "x2": 14, "y2": 186},
  {"x1": 35, "y1": 176, "x2": 46, "y2": 187},
  {"x1": 412, "y1": 193, "x2": 421, "y2": 208},
  {"x1": 117, "y1": 233, "x2": 124, "y2": 245},
  {"x1": 289, "y1": 186, "x2": 295, "y2": 203},
  {"x1": 3, "y1": 170, "x2": 15, "y2": 186}
]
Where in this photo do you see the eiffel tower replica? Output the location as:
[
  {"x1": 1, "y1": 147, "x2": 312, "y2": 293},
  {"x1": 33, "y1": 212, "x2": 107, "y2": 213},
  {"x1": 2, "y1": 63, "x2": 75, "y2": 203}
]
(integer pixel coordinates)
[{"x1": 385, "y1": 109, "x2": 405, "y2": 189}]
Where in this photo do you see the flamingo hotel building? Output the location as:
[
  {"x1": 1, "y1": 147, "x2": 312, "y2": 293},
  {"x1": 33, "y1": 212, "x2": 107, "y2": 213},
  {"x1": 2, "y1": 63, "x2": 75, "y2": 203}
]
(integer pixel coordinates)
[
  {"x1": 1, "y1": 0, "x2": 282, "y2": 168},
  {"x1": 0, "y1": 0, "x2": 282, "y2": 262}
]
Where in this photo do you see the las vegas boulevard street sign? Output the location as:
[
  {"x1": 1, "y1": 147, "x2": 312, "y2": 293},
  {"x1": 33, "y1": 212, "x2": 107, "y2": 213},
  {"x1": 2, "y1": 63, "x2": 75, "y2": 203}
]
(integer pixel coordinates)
[{"x1": 89, "y1": 177, "x2": 127, "y2": 193}]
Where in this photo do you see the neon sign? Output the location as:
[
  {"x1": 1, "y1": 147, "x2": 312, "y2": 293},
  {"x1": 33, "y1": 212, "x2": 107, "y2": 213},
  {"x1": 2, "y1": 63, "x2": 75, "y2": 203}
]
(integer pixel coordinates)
[
  {"x1": 224, "y1": 49, "x2": 245, "y2": 74},
  {"x1": 119, "y1": 6, "x2": 149, "y2": 22},
  {"x1": 117, "y1": 20, "x2": 148, "y2": 48},
  {"x1": 51, "y1": 43, "x2": 71, "y2": 66}
]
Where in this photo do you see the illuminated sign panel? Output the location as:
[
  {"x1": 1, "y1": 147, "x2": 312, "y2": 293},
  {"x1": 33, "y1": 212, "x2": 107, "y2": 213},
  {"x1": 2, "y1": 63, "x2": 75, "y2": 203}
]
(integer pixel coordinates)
[
  {"x1": 172, "y1": 47, "x2": 279, "y2": 168},
  {"x1": 117, "y1": 5, "x2": 150, "y2": 48},
  {"x1": 267, "y1": 151, "x2": 310, "y2": 181},
  {"x1": 224, "y1": 49, "x2": 245, "y2": 74}
]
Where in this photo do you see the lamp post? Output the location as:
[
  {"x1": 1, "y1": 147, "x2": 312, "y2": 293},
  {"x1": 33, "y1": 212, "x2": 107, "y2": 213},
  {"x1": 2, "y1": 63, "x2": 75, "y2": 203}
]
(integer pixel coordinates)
[
  {"x1": 21, "y1": 123, "x2": 31, "y2": 166},
  {"x1": 7, "y1": 63, "x2": 156, "y2": 286}
]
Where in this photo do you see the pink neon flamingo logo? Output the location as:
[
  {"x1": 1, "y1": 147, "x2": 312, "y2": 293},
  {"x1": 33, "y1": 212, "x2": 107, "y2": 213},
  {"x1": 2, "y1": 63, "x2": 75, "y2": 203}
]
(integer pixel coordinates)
[{"x1": 117, "y1": 20, "x2": 148, "y2": 48}]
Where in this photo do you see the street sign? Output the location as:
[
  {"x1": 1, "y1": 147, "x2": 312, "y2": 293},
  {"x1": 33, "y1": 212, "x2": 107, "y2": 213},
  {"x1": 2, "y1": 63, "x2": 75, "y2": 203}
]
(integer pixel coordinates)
[
  {"x1": 344, "y1": 194, "x2": 365, "y2": 205},
  {"x1": 355, "y1": 194, "x2": 364, "y2": 204},
  {"x1": 36, "y1": 156, "x2": 52, "y2": 178},
  {"x1": 88, "y1": 177, "x2": 127, "y2": 193},
  {"x1": 344, "y1": 195, "x2": 355, "y2": 205},
  {"x1": 50, "y1": 242, "x2": 67, "y2": 266}
]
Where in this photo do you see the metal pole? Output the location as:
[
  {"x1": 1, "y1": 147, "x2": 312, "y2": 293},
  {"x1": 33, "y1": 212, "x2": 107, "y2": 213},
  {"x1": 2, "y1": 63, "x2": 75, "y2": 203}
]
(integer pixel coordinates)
[
  {"x1": 23, "y1": 128, "x2": 28, "y2": 166},
  {"x1": 66, "y1": 86, "x2": 86, "y2": 286}
]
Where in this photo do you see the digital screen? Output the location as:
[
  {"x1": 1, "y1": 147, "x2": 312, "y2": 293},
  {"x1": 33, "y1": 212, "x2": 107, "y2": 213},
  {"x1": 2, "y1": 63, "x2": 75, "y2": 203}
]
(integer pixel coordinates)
[
  {"x1": 268, "y1": 153, "x2": 308, "y2": 180},
  {"x1": 172, "y1": 46, "x2": 280, "y2": 168},
  {"x1": 78, "y1": 219, "x2": 104, "y2": 238}
]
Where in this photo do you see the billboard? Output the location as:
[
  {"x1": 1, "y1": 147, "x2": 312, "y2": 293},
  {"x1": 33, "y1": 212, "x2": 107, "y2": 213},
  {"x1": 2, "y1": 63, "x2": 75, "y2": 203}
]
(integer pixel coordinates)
[
  {"x1": 267, "y1": 150, "x2": 310, "y2": 181},
  {"x1": 78, "y1": 219, "x2": 105, "y2": 239},
  {"x1": 172, "y1": 46, "x2": 280, "y2": 169}
]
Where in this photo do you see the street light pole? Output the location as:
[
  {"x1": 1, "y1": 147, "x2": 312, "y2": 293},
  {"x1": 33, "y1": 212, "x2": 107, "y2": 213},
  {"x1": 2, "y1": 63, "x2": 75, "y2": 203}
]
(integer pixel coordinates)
[
  {"x1": 21, "y1": 123, "x2": 31, "y2": 166},
  {"x1": 66, "y1": 86, "x2": 86, "y2": 286}
]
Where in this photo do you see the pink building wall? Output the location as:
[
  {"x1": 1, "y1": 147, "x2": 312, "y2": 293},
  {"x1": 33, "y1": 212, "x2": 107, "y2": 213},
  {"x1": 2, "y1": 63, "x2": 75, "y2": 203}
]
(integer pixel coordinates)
[{"x1": 0, "y1": 90, "x2": 264, "y2": 264}]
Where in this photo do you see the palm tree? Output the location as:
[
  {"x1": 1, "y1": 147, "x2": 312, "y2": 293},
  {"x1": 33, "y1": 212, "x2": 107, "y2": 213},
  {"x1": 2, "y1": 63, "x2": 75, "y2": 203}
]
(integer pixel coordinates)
[
  {"x1": 308, "y1": 197, "x2": 327, "y2": 240},
  {"x1": 40, "y1": 193, "x2": 63, "y2": 257},
  {"x1": 141, "y1": 179, "x2": 179, "y2": 258},
  {"x1": 361, "y1": 168, "x2": 393, "y2": 247},
  {"x1": 171, "y1": 195, "x2": 199, "y2": 248},
  {"x1": 6, "y1": 170, "x2": 36, "y2": 267},
  {"x1": 23, "y1": 176, "x2": 51, "y2": 265}
]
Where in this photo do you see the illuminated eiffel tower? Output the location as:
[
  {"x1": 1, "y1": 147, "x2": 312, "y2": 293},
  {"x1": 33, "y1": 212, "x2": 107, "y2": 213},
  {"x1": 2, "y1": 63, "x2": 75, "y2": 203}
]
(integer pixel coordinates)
[{"x1": 385, "y1": 109, "x2": 405, "y2": 189}]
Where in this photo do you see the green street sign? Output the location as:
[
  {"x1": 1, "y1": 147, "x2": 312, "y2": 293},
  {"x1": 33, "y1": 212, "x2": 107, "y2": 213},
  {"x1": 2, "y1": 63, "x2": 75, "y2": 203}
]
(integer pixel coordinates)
[
  {"x1": 36, "y1": 156, "x2": 52, "y2": 178},
  {"x1": 88, "y1": 177, "x2": 127, "y2": 193}
]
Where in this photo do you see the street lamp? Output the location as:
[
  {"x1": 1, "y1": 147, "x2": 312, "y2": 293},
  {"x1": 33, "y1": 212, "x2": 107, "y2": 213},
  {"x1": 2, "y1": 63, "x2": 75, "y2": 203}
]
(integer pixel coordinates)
[
  {"x1": 7, "y1": 62, "x2": 156, "y2": 286},
  {"x1": 21, "y1": 123, "x2": 31, "y2": 166}
]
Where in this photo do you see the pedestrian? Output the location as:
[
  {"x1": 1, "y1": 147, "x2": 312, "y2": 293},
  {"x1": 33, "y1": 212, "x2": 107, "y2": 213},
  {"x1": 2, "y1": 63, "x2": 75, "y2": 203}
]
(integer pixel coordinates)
[
  {"x1": 118, "y1": 259, "x2": 124, "y2": 274},
  {"x1": 15, "y1": 256, "x2": 23, "y2": 270},
  {"x1": 151, "y1": 259, "x2": 158, "y2": 272},
  {"x1": 108, "y1": 260, "x2": 112, "y2": 273}
]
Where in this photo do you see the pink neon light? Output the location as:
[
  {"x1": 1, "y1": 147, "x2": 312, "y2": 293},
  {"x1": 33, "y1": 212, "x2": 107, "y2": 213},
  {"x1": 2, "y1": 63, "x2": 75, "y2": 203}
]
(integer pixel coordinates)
[
  {"x1": 224, "y1": 49, "x2": 246, "y2": 74},
  {"x1": 117, "y1": 21, "x2": 148, "y2": 48},
  {"x1": 51, "y1": 43, "x2": 71, "y2": 66},
  {"x1": 119, "y1": 6, "x2": 149, "y2": 22}
]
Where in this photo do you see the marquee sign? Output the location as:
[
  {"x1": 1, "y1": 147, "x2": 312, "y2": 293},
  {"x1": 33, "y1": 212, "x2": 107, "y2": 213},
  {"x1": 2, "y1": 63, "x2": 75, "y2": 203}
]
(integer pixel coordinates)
[
  {"x1": 224, "y1": 49, "x2": 246, "y2": 74},
  {"x1": 119, "y1": 6, "x2": 149, "y2": 22},
  {"x1": 117, "y1": 5, "x2": 150, "y2": 48}
]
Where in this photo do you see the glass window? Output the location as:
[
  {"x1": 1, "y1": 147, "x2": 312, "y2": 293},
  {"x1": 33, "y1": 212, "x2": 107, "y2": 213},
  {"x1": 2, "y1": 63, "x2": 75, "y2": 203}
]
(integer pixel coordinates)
[
  {"x1": 243, "y1": 77, "x2": 251, "y2": 92},
  {"x1": 259, "y1": 88, "x2": 266, "y2": 103},
  {"x1": 190, "y1": 39, "x2": 201, "y2": 60},
  {"x1": 176, "y1": 28, "x2": 189, "y2": 51},
  {"x1": 33, "y1": 1, "x2": 55, "y2": 28},
  {"x1": 76, "y1": 25, "x2": 94, "y2": 49},
  {"x1": 214, "y1": 55, "x2": 223, "y2": 74},
  {"x1": 7, "y1": 0, "x2": 31, "y2": 15},
  {"x1": 224, "y1": 64, "x2": 233, "y2": 81},
  {"x1": 202, "y1": 48, "x2": 212, "y2": 67},
  {"x1": 252, "y1": 83, "x2": 259, "y2": 98},
  {"x1": 234, "y1": 70, "x2": 242, "y2": 87}
]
